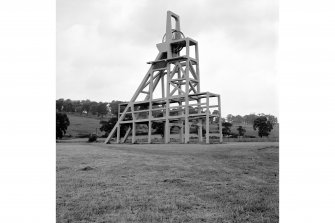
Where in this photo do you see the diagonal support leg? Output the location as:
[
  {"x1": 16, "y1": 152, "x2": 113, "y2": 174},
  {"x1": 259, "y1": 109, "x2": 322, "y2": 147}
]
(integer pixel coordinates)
[
  {"x1": 121, "y1": 126, "x2": 132, "y2": 143},
  {"x1": 104, "y1": 53, "x2": 162, "y2": 144}
]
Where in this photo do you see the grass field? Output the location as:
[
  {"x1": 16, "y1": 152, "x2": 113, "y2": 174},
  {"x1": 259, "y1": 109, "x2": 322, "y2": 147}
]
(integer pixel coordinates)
[
  {"x1": 57, "y1": 142, "x2": 279, "y2": 222},
  {"x1": 66, "y1": 114, "x2": 104, "y2": 137}
]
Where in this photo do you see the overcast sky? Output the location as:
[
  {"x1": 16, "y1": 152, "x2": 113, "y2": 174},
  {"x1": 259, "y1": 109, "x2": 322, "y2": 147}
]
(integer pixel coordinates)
[{"x1": 57, "y1": 0, "x2": 278, "y2": 118}]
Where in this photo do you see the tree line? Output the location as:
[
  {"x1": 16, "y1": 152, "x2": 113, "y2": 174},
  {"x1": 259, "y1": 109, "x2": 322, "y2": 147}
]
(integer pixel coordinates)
[
  {"x1": 98, "y1": 116, "x2": 274, "y2": 140},
  {"x1": 225, "y1": 113, "x2": 278, "y2": 126},
  {"x1": 56, "y1": 99, "x2": 278, "y2": 125},
  {"x1": 56, "y1": 98, "x2": 278, "y2": 140},
  {"x1": 56, "y1": 98, "x2": 123, "y2": 117}
]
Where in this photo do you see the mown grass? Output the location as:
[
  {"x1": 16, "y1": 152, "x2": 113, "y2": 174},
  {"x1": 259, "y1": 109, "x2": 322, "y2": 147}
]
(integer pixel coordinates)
[{"x1": 57, "y1": 142, "x2": 279, "y2": 222}]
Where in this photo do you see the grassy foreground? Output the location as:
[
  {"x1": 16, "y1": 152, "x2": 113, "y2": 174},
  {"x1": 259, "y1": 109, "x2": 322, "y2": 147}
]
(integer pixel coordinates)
[{"x1": 57, "y1": 142, "x2": 279, "y2": 223}]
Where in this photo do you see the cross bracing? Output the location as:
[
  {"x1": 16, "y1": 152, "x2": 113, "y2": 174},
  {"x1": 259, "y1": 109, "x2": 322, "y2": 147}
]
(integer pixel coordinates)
[{"x1": 104, "y1": 11, "x2": 223, "y2": 144}]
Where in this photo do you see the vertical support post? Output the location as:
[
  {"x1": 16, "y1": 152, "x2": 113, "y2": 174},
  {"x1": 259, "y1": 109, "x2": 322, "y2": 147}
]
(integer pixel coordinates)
[
  {"x1": 165, "y1": 121, "x2": 170, "y2": 143},
  {"x1": 131, "y1": 103, "x2": 135, "y2": 121},
  {"x1": 185, "y1": 119, "x2": 189, "y2": 143},
  {"x1": 180, "y1": 121, "x2": 184, "y2": 143},
  {"x1": 116, "y1": 124, "x2": 120, "y2": 144},
  {"x1": 198, "y1": 119, "x2": 203, "y2": 143},
  {"x1": 206, "y1": 93, "x2": 210, "y2": 144},
  {"x1": 166, "y1": 11, "x2": 180, "y2": 59},
  {"x1": 148, "y1": 121, "x2": 152, "y2": 143},
  {"x1": 178, "y1": 105, "x2": 184, "y2": 143},
  {"x1": 197, "y1": 93, "x2": 202, "y2": 143},
  {"x1": 165, "y1": 63, "x2": 171, "y2": 143},
  {"x1": 184, "y1": 39, "x2": 190, "y2": 143},
  {"x1": 132, "y1": 122, "x2": 136, "y2": 144},
  {"x1": 218, "y1": 95, "x2": 223, "y2": 143},
  {"x1": 118, "y1": 104, "x2": 120, "y2": 119},
  {"x1": 161, "y1": 73, "x2": 165, "y2": 98},
  {"x1": 166, "y1": 63, "x2": 170, "y2": 100},
  {"x1": 177, "y1": 63, "x2": 182, "y2": 95},
  {"x1": 195, "y1": 42, "x2": 200, "y2": 92},
  {"x1": 176, "y1": 61, "x2": 183, "y2": 143},
  {"x1": 148, "y1": 71, "x2": 153, "y2": 143}
]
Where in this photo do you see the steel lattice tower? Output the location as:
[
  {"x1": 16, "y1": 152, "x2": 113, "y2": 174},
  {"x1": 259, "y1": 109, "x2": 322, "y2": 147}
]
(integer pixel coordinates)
[{"x1": 105, "y1": 11, "x2": 223, "y2": 144}]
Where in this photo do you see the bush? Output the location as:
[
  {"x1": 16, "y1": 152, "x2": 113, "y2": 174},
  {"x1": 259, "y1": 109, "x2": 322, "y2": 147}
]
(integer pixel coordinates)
[
  {"x1": 88, "y1": 134, "x2": 98, "y2": 142},
  {"x1": 253, "y1": 116, "x2": 273, "y2": 137}
]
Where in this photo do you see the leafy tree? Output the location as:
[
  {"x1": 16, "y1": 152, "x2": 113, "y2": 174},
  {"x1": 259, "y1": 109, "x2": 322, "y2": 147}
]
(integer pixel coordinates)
[
  {"x1": 237, "y1": 126, "x2": 246, "y2": 137},
  {"x1": 226, "y1": 114, "x2": 234, "y2": 123},
  {"x1": 100, "y1": 117, "x2": 130, "y2": 137},
  {"x1": 243, "y1": 113, "x2": 258, "y2": 125},
  {"x1": 75, "y1": 105, "x2": 83, "y2": 114},
  {"x1": 110, "y1": 100, "x2": 123, "y2": 116},
  {"x1": 63, "y1": 99, "x2": 75, "y2": 112},
  {"x1": 56, "y1": 99, "x2": 64, "y2": 112},
  {"x1": 82, "y1": 102, "x2": 91, "y2": 115},
  {"x1": 233, "y1": 115, "x2": 244, "y2": 124},
  {"x1": 56, "y1": 112, "x2": 70, "y2": 139},
  {"x1": 90, "y1": 102, "x2": 99, "y2": 115},
  {"x1": 253, "y1": 116, "x2": 273, "y2": 137},
  {"x1": 222, "y1": 122, "x2": 232, "y2": 136},
  {"x1": 71, "y1": 100, "x2": 81, "y2": 112},
  {"x1": 97, "y1": 102, "x2": 108, "y2": 117},
  {"x1": 265, "y1": 114, "x2": 278, "y2": 126}
]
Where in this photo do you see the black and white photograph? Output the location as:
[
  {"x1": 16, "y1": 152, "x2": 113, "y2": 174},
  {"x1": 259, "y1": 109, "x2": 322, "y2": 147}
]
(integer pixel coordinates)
[
  {"x1": 56, "y1": 0, "x2": 278, "y2": 222},
  {"x1": 1, "y1": 0, "x2": 335, "y2": 222}
]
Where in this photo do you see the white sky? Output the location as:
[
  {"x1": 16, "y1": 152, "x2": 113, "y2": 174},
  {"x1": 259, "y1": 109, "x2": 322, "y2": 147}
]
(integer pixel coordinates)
[{"x1": 57, "y1": 0, "x2": 278, "y2": 117}]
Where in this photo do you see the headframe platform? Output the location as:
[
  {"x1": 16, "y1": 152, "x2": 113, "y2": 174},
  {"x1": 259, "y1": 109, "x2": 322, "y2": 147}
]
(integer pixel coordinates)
[{"x1": 104, "y1": 11, "x2": 223, "y2": 144}]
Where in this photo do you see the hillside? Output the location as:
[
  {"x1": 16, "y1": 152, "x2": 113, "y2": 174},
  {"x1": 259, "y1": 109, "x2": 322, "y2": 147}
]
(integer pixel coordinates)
[{"x1": 66, "y1": 114, "x2": 105, "y2": 137}]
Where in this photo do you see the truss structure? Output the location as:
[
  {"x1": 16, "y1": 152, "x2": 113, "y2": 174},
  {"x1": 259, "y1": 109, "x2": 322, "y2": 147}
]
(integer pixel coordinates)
[{"x1": 105, "y1": 11, "x2": 223, "y2": 144}]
